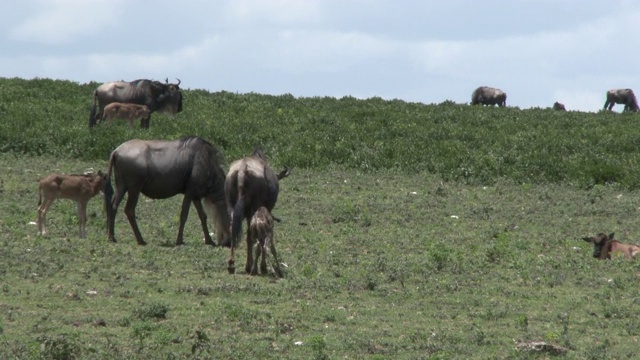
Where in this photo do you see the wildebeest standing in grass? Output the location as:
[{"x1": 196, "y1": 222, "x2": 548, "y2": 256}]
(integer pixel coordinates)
[
  {"x1": 89, "y1": 78, "x2": 183, "y2": 128},
  {"x1": 581, "y1": 232, "x2": 640, "y2": 259},
  {"x1": 101, "y1": 102, "x2": 151, "y2": 129},
  {"x1": 603, "y1": 89, "x2": 639, "y2": 112},
  {"x1": 37, "y1": 170, "x2": 106, "y2": 238},
  {"x1": 104, "y1": 136, "x2": 231, "y2": 247},
  {"x1": 553, "y1": 102, "x2": 566, "y2": 111},
  {"x1": 248, "y1": 206, "x2": 284, "y2": 277},
  {"x1": 471, "y1": 86, "x2": 507, "y2": 107},
  {"x1": 224, "y1": 149, "x2": 290, "y2": 275}
]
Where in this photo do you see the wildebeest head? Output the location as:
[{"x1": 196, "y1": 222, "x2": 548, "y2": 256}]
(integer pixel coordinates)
[
  {"x1": 582, "y1": 232, "x2": 614, "y2": 258},
  {"x1": 147, "y1": 78, "x2": 183, "y2": 115}
]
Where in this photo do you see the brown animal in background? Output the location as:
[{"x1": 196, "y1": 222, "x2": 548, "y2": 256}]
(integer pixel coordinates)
[
  {"x1": 37, "y1": 171, "x2": 106, "y2": 238},
  {"x1": 471, "y1": 86, "x2": 507, "y2": 107},
  {"x1": 553, "y1": 102, "x2": 566, "y2": 111},
  {"x1": 89, "y1": 78, "x2": 182, "y2": 128},
  {"x1": 581, "y1": 232, "x2": 640, "y2": 259},
  {"x1": 101, "y1": 102, "x2": 151, "y2": 128},
  {"x1": 603, "y1": 89, "x2": 639, "y2": 112},
  {"x1": 248, "y1": 206, "x2": 283, "y2": 277},
  {"x1": 225, "y1": 148, "x2": 290, "y2": 275}
]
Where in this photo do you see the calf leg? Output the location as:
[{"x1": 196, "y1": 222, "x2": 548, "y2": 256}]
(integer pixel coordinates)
[
  {"x1": 37, "y1": 198, "x2": 54, "y2": 236},
  {"x1": 266, "y1": 234, "x2": 283, "y2": 278},
  {"x1": 123, "y1": 191, "x2": 146, "y2": 245},
  {"x1": 77, "y1": 200, "x2": 87, "y2": 239},
  {"x1": 251, "y1": 239, "x2": 261, "y2": 275},
  {"x1": 245, "y1": 219, "x2": 253, "y2": 274}
]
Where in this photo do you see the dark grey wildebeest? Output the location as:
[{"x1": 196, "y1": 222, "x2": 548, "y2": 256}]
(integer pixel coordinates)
[
  {"x1": 603, "y1": 89, "x2": 639, "y2": 112},
  {"x1": 224, "y1": 149, "x2": 290, "y2": 275},
  {"x1": 471, "y1": 86, "x2": 507, "y2": 107},
  {"x1": 89, "y1": 78, "x2": 183, "y2": 128},
  {"x1": 104, "y1": 136, "x2": 231, "y2": 247}
]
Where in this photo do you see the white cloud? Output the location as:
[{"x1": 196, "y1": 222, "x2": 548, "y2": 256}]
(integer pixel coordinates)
[{"x1": 10, "y1": 0, "x2": 124, "y2": 45}]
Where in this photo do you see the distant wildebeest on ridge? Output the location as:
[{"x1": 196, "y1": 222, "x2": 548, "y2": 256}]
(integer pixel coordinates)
[
  {"x1": 581, "y1": 232, "x2": 640, "y2": 260},
  {"x1": 104, "y1": 136, "x2": 231, "y2": 247},
  {"x1": 248, "y1": 206, "x2": 284, "y2": 277},
  {"x1": 37, "y1": 170, "x2": 106, "y2": 238},
  {"x1": 89, "y1": 78, "x2": 183, "y2": 128},
  {"x1": 603, "y1": 89, "x2": 639, "y2": 112},
  {"x1": 552, "y1": 102, "x2": 566, "y2": 111},
  {"x1": 224, "y1": 148, "x2": 290, "y2": 275},
  {"x1": 102, "y1": 102, "x2": 151, "y2": 128},
  {"x1": 471, "y1": 86, "x2": 507, "y2": 107}
]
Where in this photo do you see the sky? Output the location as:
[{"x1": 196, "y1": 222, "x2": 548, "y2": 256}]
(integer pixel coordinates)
[{"x1": 1, "y1": 0, "x2": 639, "y2": 112}]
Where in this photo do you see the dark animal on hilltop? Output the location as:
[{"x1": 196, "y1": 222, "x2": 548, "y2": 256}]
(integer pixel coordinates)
[
  {"x1": 603, "y1": 89, "x2": 639, "y2": 112},
  {"x1": 102, "y1": 102, "x2": 151, "y2": 129},
  {"x1": 38, "y1": 171, "x2": 106, "y2": 238},
  {"x1": 89, "y1": 78, "x2": 182, "y2": 128},
  {"x1": 224, "y1": 149, "x2": 290, "y2": 274},
  {"x1": 581, "y1": 232, "x2": 640, "y2": 260},
  {"x1": 471, "y1": 86, "x2": 507, "y2": 107},
  {"x1": 104, "y1": 136, "x2": 231, "y2": 247},
  {"x1": 248, "y1": 206, "x2": 283, "y2": 277},
  {"x1": 553, "y1": 102, "x2": 566, "y2": 111}
]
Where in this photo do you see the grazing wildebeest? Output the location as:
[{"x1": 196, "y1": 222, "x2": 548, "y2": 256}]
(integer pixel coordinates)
[
  {"x1": 224, "y1": 149, "x2": 290, "y2": 274},
  {"x1": 603, "y1": 89, "x2": 639, "y2": 112},
  {"x1": 581, "y1": 232, "x2": 640, "y2": 260},
  {"x1": 101, "y1": 102, "x2": 151, "y2": 129},
  {"x1": 89, "y1": 78, "x2": 183, "y2": 128},
  {"x1": 553, "y1": 102, "x2": 566, "y2": 111},
  {"x1": 104, "y1": 136, "x2": 231, "y2": 247},
  {"x1": 471, "y1": 86, "x2": 507, "y2": 107},
  {"x1": 37, "y1": 170, "x2": 106, "y2": 238},
  {"x1": 248, "y1": 206, "x2": 283, "y2": 277}
]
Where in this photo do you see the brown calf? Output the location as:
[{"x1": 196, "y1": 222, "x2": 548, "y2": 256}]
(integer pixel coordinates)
[
  {"x1": 37, "y1": 171, "x2": 106, "y2": 238},
  {"x1": 581, "y1": 232, "x2": 640, "y2": 259},
  {"x1": 101, "y1": 102, "x2": 151, "y2": 128},
  {"x1": 248, "y1": 206, "x2": 283, "y2": 277}
]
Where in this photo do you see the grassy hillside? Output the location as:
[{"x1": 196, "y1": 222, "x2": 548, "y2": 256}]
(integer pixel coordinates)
[
  {"x1": 2, "y1": 78, "x2": 640, "y2": 358},
  {"x1": 1, "y1": 77, "x2": 640, "y2": 189}
]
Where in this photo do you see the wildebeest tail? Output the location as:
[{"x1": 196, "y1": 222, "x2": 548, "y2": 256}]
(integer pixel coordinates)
[
  {"x1": 230, "y1": 166, "x2": 247, "y2": 248},
  {"x1": 89, "y1": 90, "x2": 98, "y2": 128},
  {"x1": 104, "y1": 151, "x2": 116, "y2": 231}
]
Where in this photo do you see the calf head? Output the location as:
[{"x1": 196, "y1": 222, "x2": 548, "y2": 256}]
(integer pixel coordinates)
[{"x1": 582, "y1": 232, "x2": 614, "y2": 259}]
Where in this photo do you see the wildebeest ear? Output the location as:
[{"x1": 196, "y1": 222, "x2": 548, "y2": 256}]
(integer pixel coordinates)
[
  {"x1": 582, "y1": 237, "x2": 593, "y2": 243},
  {"x1": 608, "y1": 232, "x2": 615, "y2": 240},
  {"x1": 97, "y1": 170, "x2": 104, "y2": 176}
]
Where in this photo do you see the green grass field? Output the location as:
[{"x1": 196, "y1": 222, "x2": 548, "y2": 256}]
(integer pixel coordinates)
[{"x1": 1, "y1": 78, "x2": 640, "y2": 359}]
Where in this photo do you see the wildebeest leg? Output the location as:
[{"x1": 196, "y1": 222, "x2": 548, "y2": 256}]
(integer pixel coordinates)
[
  {"x1": 123, "y1": 191, "x2": 146, "y2": 245},
  {"x1": 192, "y1": 199, "x2": 215, "y2": 246},
  {"x1": 175, "y1": 196, "x2": 193, "y2": 246},
  {"x1": 37, "y1": 198, "x2": 54, "y2": 237},
  {"x1": 77, "y1": 200, "x2": 87, "y2": 239},
  {"x1": 107, "y1": 186, "x2": 127, "y2": 243},
  {"x1": 228, "y1": 246, "x2": 235, "y2": 274}
]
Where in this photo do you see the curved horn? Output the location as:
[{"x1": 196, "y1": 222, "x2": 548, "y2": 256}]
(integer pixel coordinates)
[{"x1": 175, "y1": 78, "x2": 181, "y2": 86}]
